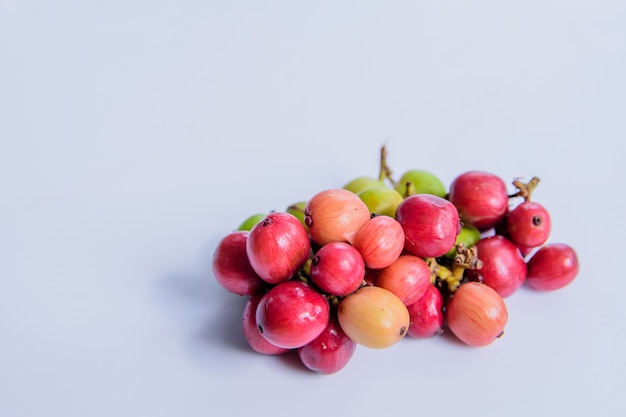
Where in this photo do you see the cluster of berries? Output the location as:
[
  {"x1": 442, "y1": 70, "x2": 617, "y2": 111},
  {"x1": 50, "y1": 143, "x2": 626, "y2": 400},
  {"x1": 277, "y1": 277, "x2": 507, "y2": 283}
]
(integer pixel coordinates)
[{"x1": 212, "y1": 146, "x2": 579, "y2": 374}]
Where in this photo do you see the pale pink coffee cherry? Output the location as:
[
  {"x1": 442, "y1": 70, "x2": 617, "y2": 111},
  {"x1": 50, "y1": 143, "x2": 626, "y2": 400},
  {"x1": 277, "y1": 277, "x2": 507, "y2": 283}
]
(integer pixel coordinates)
[
  {"x1": 352, "y1": 215, "x2": 405, "y2": 270},
  {"x1": 446, "y1": 282, "x2": 508, "y2": 347},
  {"x1": 375, "y1": 254, "x2": 431, "y2": 306},
  {"x1": 304, "y1": 188, "x2": 371, "y2": 246}
]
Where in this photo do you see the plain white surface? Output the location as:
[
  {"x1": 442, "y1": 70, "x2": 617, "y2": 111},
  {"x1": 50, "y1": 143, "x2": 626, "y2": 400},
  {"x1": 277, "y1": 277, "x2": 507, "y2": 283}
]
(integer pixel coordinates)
[{"x1": 1, "y1": 1, "x2": 625, "y2": 416}]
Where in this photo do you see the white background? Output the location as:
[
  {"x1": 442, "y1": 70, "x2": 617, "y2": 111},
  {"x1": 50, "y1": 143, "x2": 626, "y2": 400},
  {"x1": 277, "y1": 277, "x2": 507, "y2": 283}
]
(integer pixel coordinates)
[{"x1": 1, "y1": 1, "x2": 625, "y2": 416}]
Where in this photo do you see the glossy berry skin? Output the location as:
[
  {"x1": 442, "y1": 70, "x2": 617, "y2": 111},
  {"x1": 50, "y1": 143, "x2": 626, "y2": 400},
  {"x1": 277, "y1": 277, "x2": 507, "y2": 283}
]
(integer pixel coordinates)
[
  {"x1": 506, "y1": 201, "x2": 552, "y2": 249},
  {"x1": 395, "y1": 194, "x2": 461, "y2": 258},
  {"x1": 352, "y1": 215, "x2": 405, "y2": 270},
  {"x1": 338, "y1": 285, "x2": 410, "y2": 349},
  {"x1": 310, "y1": 242, "x2": 365, "y2": 297},
  {"x1": 246, "y1": 212, "x2": 311, "y2": 285},
  {"x1": 394, "y1": 169, "x2": 447, "y2": 198},
  {"x1": 406, "y1": 284, "x2": 444, "y2": 338},
  {"x1": 212, "y1": 231, "x2": 268, "y2": 296},
  {"x1": 470, "y1": 235, "x2": 527, "y2": 298},
  {"x1": 343, "y1": 176, "x2": 384, "y2": 194},
  {"x1": 298, "y1": 315, "x2": 357, "y2": 375},
  {"x1": 242, "y1": 294, "x2": 290, "y2": 355},
  {"x1": 526, "y1": 243, "x2": 579, "y2": 291},
  {"x1": 375, "y1": 255, "x2": 431, "y2": 306},
  {"x1": 304, "y1": 188, "x2": 371, "y2": 246},
  {"x1": 256, "y1": 281, "x2": 330, "y2": 349},
  {"x1": 357, "y1": 186, "x2": 404, "y2": 217},
  {"x1": 446, "y1": 282, "x2": 508, "y2": 347},
  {"x1": 448, "y1": 171, "x2": 509, "y2": 230}
]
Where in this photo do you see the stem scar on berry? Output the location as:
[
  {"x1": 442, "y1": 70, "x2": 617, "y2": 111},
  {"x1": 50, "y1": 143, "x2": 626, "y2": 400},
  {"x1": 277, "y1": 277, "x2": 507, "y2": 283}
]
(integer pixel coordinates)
[{"x1": 304, "y1": 215, "x2": 313, "y2": 227}]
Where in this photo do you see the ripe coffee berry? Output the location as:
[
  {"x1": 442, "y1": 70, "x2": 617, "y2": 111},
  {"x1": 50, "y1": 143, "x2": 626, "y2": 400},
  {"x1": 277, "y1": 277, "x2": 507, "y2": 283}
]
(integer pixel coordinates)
[
  {"x1": 526, "y1": 243, "x2": 579, "y2": 291},
  {"x1": 507, "y1": 201, "x2": 552, "y2": 249},
  {"x1": 304, "y1": 188, "x2": 371, "y2": 246},
  {"x1": 298, "y1": 315, "x2": 357, "y2": 375},
  {"x1": 212, "y1": 231, "x2": 268, "y2": 296},
  {"x1": 256, "y1": 280, "x2": 330, "y2": 349},
  {"x1": 242, "y1": 294, "x2": 290, "y2": 355},
  {"x1": 406, "y1": 284, "x2": 444, "y2": 338},
  {"x1": 448, "y1": 171, "x2": 509, "y2": 230},
  {"x1": 468, "y1": 235, "x2": 527, "y2": 298},
  {"x1": 446, "y1": 282, "x2": 508, "y2": 347},
  {"x1": 395, "y1": 194, "x2": 460, "y2": 258},
  {"x1": 375, "y1": 254, "x2": 431, "y2": 306},
  {"x1": 310, "y1": 241, "x2": 365, "y2": 297},
  {"x1": 352, "y1": 215, "x2": 405, "y2": 270},
  {"x1": 246, "y1": 212, "x2": 311, "y2": 284}
]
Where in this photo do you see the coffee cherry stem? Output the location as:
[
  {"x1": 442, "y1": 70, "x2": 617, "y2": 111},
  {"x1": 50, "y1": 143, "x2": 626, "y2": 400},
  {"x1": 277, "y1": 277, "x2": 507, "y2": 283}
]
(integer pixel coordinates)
[
  {"x1": 402, "y1": 181, "x2": 416, "y2": 198},
  {"x1": 441, "y1": 264, "x2": 464, "y2": 293},
  {"x1": 426, "y1": 257, "x2": 462, "y2": 293},
  {"x1": 326, "y1": 294, "x2": 341, "y2": 310},
  {"x1": 509, "y1": 176, "x2": 540, "y2": 202},
  {"x1": 378, "y1": 144, "x2": 397, "y2": 187},
  {"x1": 426, "y1": 244, "x2": 483, "y2": 293},
  {"x1": 425, "y1": 257, "x2": 439, "y2": 285},
  {"x1": 453, "y1": 243, "x2": 483, "y2": 270},
  {"x1": 301, "y1": 258, "x2": 313, "y2": 277}
]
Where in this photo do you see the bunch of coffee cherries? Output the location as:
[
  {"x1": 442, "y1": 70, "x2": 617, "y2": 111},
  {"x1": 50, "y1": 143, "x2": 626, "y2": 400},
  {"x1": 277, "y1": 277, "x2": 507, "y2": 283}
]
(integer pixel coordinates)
[{"x1": 212, "y1": 146, "x2": 579, "y2": 374}]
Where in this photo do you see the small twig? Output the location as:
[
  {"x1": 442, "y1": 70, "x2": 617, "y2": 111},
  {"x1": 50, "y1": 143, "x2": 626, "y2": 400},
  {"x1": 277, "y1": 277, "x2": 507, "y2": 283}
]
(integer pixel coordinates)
[
  {"x1": 509, "y1": 176, "x2": 540, "y2": 201},
  {"x1": 378, "y1": 144, "x2": 397, "y2": 187}
]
